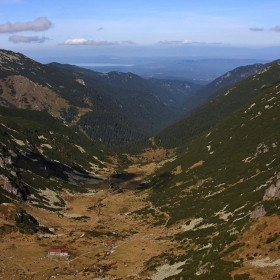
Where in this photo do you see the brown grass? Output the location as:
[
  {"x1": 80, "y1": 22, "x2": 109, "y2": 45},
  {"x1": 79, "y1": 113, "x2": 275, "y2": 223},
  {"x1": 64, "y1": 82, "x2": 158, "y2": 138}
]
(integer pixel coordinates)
[
  {"x1": 223, "y1": 215, "x2": 280, "y2": 280},
  {"x1": 0, "y1": 180, "x2": 180, "y2": 279}
]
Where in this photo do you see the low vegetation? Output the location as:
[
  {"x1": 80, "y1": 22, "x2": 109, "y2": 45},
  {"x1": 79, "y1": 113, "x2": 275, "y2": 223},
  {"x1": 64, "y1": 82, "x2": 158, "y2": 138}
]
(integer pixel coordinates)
[{"x1": 1, "y1": 50, "x2": 280, "y2": 279}]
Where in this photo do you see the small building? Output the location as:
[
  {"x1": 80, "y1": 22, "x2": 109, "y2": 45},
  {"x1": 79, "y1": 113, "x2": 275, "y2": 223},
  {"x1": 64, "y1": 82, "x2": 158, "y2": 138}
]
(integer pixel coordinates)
[{"x1": 47, "y1": 249, "x2": 69, "y2": 257}]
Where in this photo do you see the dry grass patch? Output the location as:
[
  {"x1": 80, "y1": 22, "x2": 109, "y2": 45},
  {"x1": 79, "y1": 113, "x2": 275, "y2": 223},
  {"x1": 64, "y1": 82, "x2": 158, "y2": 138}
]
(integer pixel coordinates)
[
  {"x1": 172, "y1": 165, "x2": 182, "y2": 175},
  {"x1": 224, "y1": 215, "x2": 280, "y2": 280}
]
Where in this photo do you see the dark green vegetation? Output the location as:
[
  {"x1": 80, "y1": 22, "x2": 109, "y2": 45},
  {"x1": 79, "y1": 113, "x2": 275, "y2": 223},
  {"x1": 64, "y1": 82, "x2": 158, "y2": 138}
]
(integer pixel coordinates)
[
  {"x1": 0, "y1": 50, "x2": 268, "y2": 150},
  {"x1": 48, "y1": 63, "x2": 201, "y2": 147},
  {"x1": 1, "y1": 49, "x2": 201, "y2": 147},
  {"x1": 0, "y1": 49, "x2": 88, "y2": 108},
  {"x1": 141, "y1": 61, "x2": 280, "y2": 279},
  {"x1": 0, "y1": 106, "x2": 110, "y2": 209},
  {"x1": 154, "y1": 61, "x2": 280, "y2": 149},
  {"x1": 0, "y1": 208, "x2": 52, "y2": 235},
  {"x1": 183, "y1": 63, "x2": 267, "y2": 112},
  {"x1": 14, "y1": 208, "x2": 52, "y2": 234}
]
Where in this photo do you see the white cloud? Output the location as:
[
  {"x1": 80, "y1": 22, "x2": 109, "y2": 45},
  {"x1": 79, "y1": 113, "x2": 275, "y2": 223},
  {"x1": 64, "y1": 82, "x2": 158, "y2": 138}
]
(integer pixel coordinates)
[
  {"x1": 0, "y1": 17, "x2": 52, "y2": 33},
  {"x1": 62, "y1": 38, "x2": 119, "y2": 46},
  {"x1": 122, "y1": 40, "x2": 136, "y2": 45},
  {"x1": 271, "y1": 25, "x2": 280, "y2": 32},
  {"x1": 9, "y1": 35, "x2": 50, "y2": 44},
  {"x1": 249, "y1": 28, "x2": 264, "y2": 32},
  {"x1": 157, "y1": 40, "x2": 205, "y2": 45}
]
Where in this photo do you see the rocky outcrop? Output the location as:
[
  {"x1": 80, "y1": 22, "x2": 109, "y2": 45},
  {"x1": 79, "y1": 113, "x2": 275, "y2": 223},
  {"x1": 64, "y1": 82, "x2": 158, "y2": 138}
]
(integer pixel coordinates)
[
  {"x1": 263, "y1": 174, "x2": 280, "y2": 201},
  {"x1": 250, "y1": 204, "x2": 266, "y2": 219},
  {"x1": 0, "y1": 156, "x2": 12, "y2": 168},
  {"x1": 195, "y1": 262, "x2": 211, "y2": 276},
  {"x1": 255, "y1": 143, "x2": 269, "y2": 156},
  {"x1": 0, "y1": 174, "x2": 20, "y2": 197}
]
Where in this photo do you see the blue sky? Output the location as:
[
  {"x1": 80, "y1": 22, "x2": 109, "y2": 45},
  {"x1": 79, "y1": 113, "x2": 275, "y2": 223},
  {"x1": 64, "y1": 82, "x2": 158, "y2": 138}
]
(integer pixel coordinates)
[{"x1": 1, "y1": 0, "x2": 280, "y2": 58}]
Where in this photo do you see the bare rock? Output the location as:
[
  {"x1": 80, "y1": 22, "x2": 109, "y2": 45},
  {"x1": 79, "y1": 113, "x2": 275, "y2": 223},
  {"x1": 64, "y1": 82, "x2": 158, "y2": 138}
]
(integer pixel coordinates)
[
  {"x1": 255, "y1": 143, "x2": 269, "y2": 156},
  {"x1": 263, "y1": 174, "x2": 280, "y2": 201},
  {"x1": 195, "y1": 261, "x2": 211, "y2": 276},
  {"x1": 0, "y1": 174, "x2": 20, "y2": 196},
  {"x1": 250, "y1": 205, "x2": 266, "y2": 219}
]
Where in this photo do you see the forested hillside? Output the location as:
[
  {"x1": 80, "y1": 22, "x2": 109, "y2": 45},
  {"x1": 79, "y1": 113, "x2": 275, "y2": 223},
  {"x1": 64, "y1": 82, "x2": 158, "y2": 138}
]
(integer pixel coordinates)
[
  {"x1": 184, "y1": 62, "x2": 267, "y2": 112},
  {"x1": 153, "y1": 61, "x2": 280, "y2": 149},
  {"x1": 0, "y1": 49, "x2": 203, "y2": 147}
]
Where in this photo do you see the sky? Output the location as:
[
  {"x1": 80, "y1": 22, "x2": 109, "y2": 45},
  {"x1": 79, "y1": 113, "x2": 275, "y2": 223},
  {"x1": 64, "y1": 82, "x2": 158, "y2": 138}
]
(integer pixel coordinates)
[{"x1": 0, "y1": 0, "x2": 280, "y2": 59}]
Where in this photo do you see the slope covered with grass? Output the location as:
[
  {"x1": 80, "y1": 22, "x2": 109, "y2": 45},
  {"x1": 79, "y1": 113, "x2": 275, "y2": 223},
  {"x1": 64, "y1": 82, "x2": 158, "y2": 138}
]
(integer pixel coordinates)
[
  {"x1": 141, "y1": 63, "x2": 280, "y2": 279},
  {"x1": 0, "y1": 107, "x2": 113, "y2": 209},
  {"x1": 154, "y1": 61, "x2": 280, "y2": 150}
]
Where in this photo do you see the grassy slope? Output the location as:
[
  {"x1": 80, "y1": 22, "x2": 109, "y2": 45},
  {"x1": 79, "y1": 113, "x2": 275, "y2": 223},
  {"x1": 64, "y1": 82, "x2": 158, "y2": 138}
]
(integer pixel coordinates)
[
  {"x1": 183, "y1": 63, "x2": 266, "y2": 113},
  {"x1": 154, "y1": 61, "x2": 280, "y2": 150},
  {"x1": 141, "y1": 63, "x2": 280, "y2": 279},
  {"x1": 0, "y1": 107, "x2": 113, "y2": 209}
]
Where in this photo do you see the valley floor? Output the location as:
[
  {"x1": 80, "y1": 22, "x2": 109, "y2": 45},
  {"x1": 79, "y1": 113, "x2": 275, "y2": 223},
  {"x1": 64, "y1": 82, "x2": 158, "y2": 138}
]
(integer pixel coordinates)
[
  {"x1": 1, "y1": 152, "x2": 280, "y2": 279},
  {"x1": 0, "y1": 156, "x2": 180, "y2": 280}
]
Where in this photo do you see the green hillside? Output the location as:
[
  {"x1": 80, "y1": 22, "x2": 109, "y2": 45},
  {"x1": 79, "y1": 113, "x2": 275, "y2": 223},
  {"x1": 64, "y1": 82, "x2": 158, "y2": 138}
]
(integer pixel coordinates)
[
  {"x1": 0, "y1": 49, "x2": 202, "y2": 147},
  {"x1": 184, "y1": 63, "x2": 266, "y2": 112},
  {"x1": 1, "y1": 49, "x2": 280, "y2": 279},
  {"x1": 48, "y1": 62, "x2": 202, "y2": 147},
  {"x1": 154, "y1": 61, "x2": 280, "y2": 150},
  {"x1": 0, "y1": 107, "x2": 112, "y2": 210},
  {"x1": 141, "y1": 63, "x2": 280, "y2": 279}
]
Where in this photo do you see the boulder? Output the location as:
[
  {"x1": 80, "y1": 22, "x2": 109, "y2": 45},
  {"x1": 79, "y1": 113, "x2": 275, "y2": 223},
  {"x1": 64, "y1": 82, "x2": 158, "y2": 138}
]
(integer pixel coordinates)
[{"x1": 250, "y1": 205, "x2": 266, "y2": 219}]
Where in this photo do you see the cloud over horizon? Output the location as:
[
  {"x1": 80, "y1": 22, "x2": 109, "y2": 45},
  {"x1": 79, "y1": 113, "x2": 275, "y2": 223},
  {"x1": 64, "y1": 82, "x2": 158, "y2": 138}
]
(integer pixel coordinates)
[
  {"x1": 250, "y1": 27, "x2": 264, "y2": 32},
  {"x1": 62, "y1": 38, "x2": 119, "y2": 46},
  {"x1": 0, "y1": 17, "x2": 52, "y2": 33},
  {"x1": 9, "y1": 35, "x2": 50, "y2": 43},
  {"x1": 122, "y1": 40, "x2": 136, "y2": 45},
  {"x1": 157, "y1": 40, "x2": 205, "y2": 45}
]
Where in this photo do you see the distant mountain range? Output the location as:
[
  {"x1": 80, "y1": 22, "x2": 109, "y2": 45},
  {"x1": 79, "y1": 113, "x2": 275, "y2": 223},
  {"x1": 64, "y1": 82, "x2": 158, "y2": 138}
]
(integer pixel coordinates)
[{"x1": 38, "y1": 55, "x2": 268, "y2": 82}]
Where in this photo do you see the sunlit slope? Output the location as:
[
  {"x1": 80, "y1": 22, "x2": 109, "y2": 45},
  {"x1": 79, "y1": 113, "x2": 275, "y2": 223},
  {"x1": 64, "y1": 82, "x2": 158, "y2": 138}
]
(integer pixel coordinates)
[
  {"x1": 183, "y1": 62, "x2": 266, "y2": 112},
  {"x1": 143, "y1": 65, "x2": 280, "y2": 279},
  {"x1": 154, "y1": 61, "x2": 280, "y2": 150}
]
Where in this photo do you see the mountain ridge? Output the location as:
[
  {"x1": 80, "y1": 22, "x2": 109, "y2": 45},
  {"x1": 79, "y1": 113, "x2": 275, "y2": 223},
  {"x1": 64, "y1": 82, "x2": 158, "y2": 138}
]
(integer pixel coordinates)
[{"x1": 153, "y1": 60, "x2": 280, "y2": 150}]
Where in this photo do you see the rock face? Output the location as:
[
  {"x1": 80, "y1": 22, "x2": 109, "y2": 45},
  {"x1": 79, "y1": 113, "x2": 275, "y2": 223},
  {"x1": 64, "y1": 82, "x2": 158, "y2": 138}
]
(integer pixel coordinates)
[
  {"x1": 263, "y1": 184, "x2": 280, "y2": 200},
  {"x1": 263, "y1": 174, "x2": 280, "y2": 201},
  {"x1": 250, "y1": 204, "x2": 267, "y2": 219},
  {"x1": 251, "y1": 173, "x2": 280, "y2": 218},
  {"x1": 0, "y1": 174, "x2": 20, "y2": 197},
  {"x1": 255, "y1": 142, "x2": 269, "y2": 156},
  {"x1": 0, "y1": 156, "x2": 12, "y2": 168},
  {"x1": 195, "y1": 262, "x2": 211, "y2": 276}
]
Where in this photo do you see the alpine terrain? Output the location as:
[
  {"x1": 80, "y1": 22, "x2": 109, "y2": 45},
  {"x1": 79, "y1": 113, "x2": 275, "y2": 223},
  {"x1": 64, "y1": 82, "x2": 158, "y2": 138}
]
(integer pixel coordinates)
[{"x1": 0, "y1": 49, "x2": 280, "y2": 280}]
